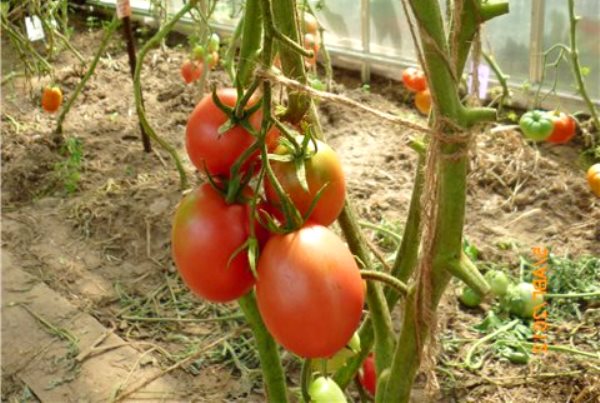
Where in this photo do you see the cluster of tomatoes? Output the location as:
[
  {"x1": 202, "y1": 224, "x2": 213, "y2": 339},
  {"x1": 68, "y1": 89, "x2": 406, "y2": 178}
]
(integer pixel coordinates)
[
  {"x1": 518, "y1": 109, "x2": 577, "y2": 144},
  {"x1": 401, "y1": 67, "x2": 431, "y2": 115},
  {"x1": 180, "y1": 33, "x2": 220, "y2": 84},
  {"x1": 172, "y1": 87, "x2": 366, "y2": 373},
  {"x1": 41, "y1": 85, "x2": 63, "y2": 113}
]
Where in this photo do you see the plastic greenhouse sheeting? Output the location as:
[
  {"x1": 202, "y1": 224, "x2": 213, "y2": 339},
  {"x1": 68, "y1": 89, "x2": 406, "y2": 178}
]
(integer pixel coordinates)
[{"x1": 89, "y1": 0, "x2": 599, "y2": 101}]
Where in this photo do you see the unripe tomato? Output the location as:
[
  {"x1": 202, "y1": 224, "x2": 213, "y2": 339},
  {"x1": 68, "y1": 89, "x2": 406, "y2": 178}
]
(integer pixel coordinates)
[
  {"x1": 264, "y1": 138, "x2": 346, "y2": 226},
  {"x1": 185, "y1": 88, "x2": 264, "y2": 176},
  {"x1": 180, "y1": 60, "x2": 203, "y2": 84},
  {"x1": 484, "y1": 270, "x2": 511, "y2": 296},
  {"x1": 41, "y1": 85, "x2": 63, "y2": 113},
  {"x1": 303, "y1": 13, "x2": 319, "y2": 35},
  {"x1": 414, "y1": 89, "x2": 431, "y2": 115},
  {"x1": 358, "y1": 353, "x2": 376, "y2": 395},
  {"x1": 519, "y1": 110, "x2": 554, "y2": 142},
  {"x1": 587, "y1": 163, "x2": 600, "y2": 197},
  {"x1": 256, "y1": 224, "x2": 365, "y2": 358},
  {"x1": 507, "y1": 282, "x2": 544, "y2": 319},
  {"x1": 402, "y1": 67, "x2": 427, "y2": 92},
  {"x1": 207, "y1": 51, "x2": 219, "y2": 69},
  {"x1": 459, "y1": 287, "x2": 482, "y2": 308},
  {"x1": 171, "y1": 184, "x2": 257, "y2": 303},
  {"x1": 308, "y1": 377, "x2": 347, "y2": 403},
  {"x1": 546, "y1": 111, "x2": 576, "y2": 144},
  {"x1": 207, "y1": 33, "x2": 220, "y2": 52},
  {"x1": 192, "y1": 45, "x2": 205, "y2": 61}
]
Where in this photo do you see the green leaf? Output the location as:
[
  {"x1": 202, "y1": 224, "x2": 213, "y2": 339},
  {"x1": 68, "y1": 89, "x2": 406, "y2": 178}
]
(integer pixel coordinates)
[
  {"x1": 247, "y1": 238, "x2": 258, "y2": 278},
  {"x1": 227, "y1": 239, "x2": 250, "y2": 270},
  {"x1": 303, "y1": 183, "x2": 329, "y2": 221}
]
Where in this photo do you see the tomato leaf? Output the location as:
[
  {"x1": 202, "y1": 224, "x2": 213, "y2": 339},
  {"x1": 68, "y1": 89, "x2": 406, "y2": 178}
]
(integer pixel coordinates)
[
  {"x1": 227, "y1": 239, "x2": 250, "y2": 270},
  {"x1": 267, "y1": 153, "x2": 294, "y2": 162},
  {"x1": 295, "y1": 158, "x2": 310, "y2": 193},
  {"x1": 303, "y1": 182, "x2": 329, "y2": 220},
  {"x1": 247, "y1": 238, "x2": 259, "y2": 278}
]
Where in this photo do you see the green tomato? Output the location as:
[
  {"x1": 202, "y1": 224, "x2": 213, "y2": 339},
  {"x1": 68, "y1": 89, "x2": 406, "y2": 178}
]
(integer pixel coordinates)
[
  {"x1": 459, "y1": 287, "x2": 482, "y2": 308},
  {"x1": 308, "y1": 377, "x2": 347, "y2": 403},
  {"x1": 192, "y1": 45, "x2": 205, "y2": 61},
  {"x1": 519, "y1": 110, "x2": 554, "y2": 141},
  {"x1": 507, "y1": 282, "x2": 544, "y2": 319},
  {"x1": 484, "y1": 270, "x2": 511, "y2": 296},
  {"x1": 208, "y1": 33, "x2": 220, "y2": 52},
  {"x1": 311, "y1": 332, "x2": 360, "y2": 374},
  {"x1": 309, "y1": 77, "x2": 326, "y2": 91}
]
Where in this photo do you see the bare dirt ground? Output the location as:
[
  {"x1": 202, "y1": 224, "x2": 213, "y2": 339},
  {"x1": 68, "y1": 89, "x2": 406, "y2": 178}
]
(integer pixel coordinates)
[{"x1": 2, "y1": 20, "x2": 599, "y2": 403}]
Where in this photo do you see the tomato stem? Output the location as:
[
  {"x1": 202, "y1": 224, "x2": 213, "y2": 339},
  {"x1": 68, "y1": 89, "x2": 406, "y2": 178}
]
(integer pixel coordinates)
[
  {"x1": 359, "y1": 271, "x2": 409, "y2": 296},
  {"x1": 300, "y1": 358, "x2": 312, "y2": 402}
]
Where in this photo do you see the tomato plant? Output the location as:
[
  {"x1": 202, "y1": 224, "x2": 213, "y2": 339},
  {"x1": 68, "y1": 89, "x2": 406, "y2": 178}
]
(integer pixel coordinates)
[
  {"x1": 402, "y1": 67, "x2": 427, "y2": 93},
  {"x1": 256, "y1": 224, "x2": 365, "y2": 358},
  {"x1": 264, "y1": 138, "x2": 346, "y2": 226},
  {"x1": 519, "y1": 110, "x2": 554, "y2": 141},
  {"x1": 185, "y1": 88, "x2": 265, "y2": 176},
  {"x1": 546, "y1": 111, "x2": 576, "y2": 144},
  {"x1": 414, "y1": 89, "x2": 431, "y2": 115},
  {"x1": 180, "y1": 60, "x2": 203, "y2": 84},
  {"x1": 358, "y1": 353, "x2": 376, "y2": 395},
  {"x1": 587, "y1": 163, "x2": 600, "y2": 197},
  {"x1": 41, "y1": 85, "x2": 63, "y2": 113},
  {"x1": 171, "y1": 183, "x2": 258, "y2": 303},
  {"x1": 308, "y1": 377, "x2": 347, "y2": 402}
]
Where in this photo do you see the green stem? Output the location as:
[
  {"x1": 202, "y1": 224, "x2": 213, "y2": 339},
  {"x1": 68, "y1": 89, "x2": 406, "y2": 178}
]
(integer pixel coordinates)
[
  {"x1": 269, "y1": 0, "x2": 310, "y2": 123},
  {"x1": 133, "y1": 2, "x2": 192, "y2": 189},
  {"x1": 235, "y1": 0, "x2": 263, "y2": 89},
  {"x1": 567, "y1": 0, "x2": 600, "y2": 135},
  {"x1": 337, "y1": 205, "x2": 395, "y2": 378},
  {"x1": 496, "y1": 339, "x2": 600, "y2": 360},
  {"x1": 360, "y1": 270, "x2": 409, "y2": 296},
  {"x1": 464, "y1": 319, "x2": 519, "y2": 370},
  {"x1": 447, "y1": 253, "x2": 490, "y2": 297},
  {"x1": 482, "y1": 51, "x2": 509, "y2": 113},
  {"x1": 300, "y1": 358, "x2": 312, "y2": 402},
  {"x1": 54, "y1": 17, "x2": 120, "y2": 140},
  {"x1": 238, "y1": 292, "x2": 289, "y2": 402},
  {"x1": 544, "y1": 291, "x2": 600, "y2": 299}
]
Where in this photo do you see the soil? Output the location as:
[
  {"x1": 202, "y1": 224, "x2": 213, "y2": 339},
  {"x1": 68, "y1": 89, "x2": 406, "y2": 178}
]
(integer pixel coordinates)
[{"x1": 2, "y1": 19, "x2": 599, "y2": 403}]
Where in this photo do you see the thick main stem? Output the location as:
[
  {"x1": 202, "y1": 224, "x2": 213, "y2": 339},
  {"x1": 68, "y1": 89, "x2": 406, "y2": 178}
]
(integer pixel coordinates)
[
  {"x1": 238, "y1": 293, "x2": 289, "y2": 402},
  {"x1": 54, "y1": 17, "x2": 120, "y2": 141}
]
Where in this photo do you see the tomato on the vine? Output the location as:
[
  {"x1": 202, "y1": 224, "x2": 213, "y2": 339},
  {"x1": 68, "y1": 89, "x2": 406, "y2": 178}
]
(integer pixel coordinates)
[
  {"x1": 415, "y1": 89, "x2": 431, "y2": 115},
  {"x1": 207, "y1": 33, "x2": 220, "y2": 52},
  {"x1": 402, "y1": 67, "x2": 427, "y2": 92},
  {"x1": 308, "y1": 377, "x2": 347, "y2": 403},
  {"x1": 186, "y1": 88, "x2": 264, "y2": 176},
  {"x1": 41, "y1": 85, "x2": 63, "y2": 113},
  {"x1": 545, "y1": 111, "x2": 576, "y2": 144},
  {"x1": 264, "y1": 138, "x2": 346, "y2": 226},
  {"x1": 181, "y1": 60, "x2": 203, "y2": 84},
  {"x1": 304, "y1": 33, "x2": 320, "y2": 66},
  {"x1": 358, "y1": 353, "x2": 376, "y2": 395},
  {"x1": 192, "y1": 45, "x2": 205, "y2": 61},
  {"x1": 171, "y1": 183, "x2": 259, "y2": 303},
  {"x1": 256, "y1": 224, "x2": 365, "y2": 358},
  {"x1": 586, "y1": 163, "x2": 600, "y2": 197},
  {"x1": 303, "y1": 13, "x2": 319, "y2": 35},
  {"x1": 207, "y1": 51, "x2": 219, "y2": 69},
  {"x1": 459, "y1": 287, "x2": 482, "y2": 308},
  {"x1": 506, "y1": 282, "x2": 544, "y2": 319},
  {"x1": 484, "y1": 270, "x2": 510, "y2": 296}
]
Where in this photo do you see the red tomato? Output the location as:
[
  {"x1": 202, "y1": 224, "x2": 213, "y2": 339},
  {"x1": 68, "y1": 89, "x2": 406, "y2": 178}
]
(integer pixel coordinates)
[
  {"x1": 171, "y1": 183, "x2": 257, "y2": 302},
  {"x1": 256, "y1": 224, "x2": 365, "y2": 358},
  {"x1": 358, "y1": 353, "x2": 376, "y2": 395},
  {"x1": 264, "y1": 138, "x2": 346, "y2": 226},
  {"x1": 41, "y1": 86, "x2": 63, "y2": 113},
  {"x1": 587, "y1": 163, "x2": 600, "y2": 197},
  {"x1": 186, "y1": 88, "x2": 264, "y2": 176},
  {"x1": 180, "y1": 60, "x2": 203, "y2": 84},
  {"x1": 415, "y1": 89, "x2": 431, "y2": 115},
  {"x1": 546, "y1": 112, "x2": 576, "y2": 144},
  {"x1": 402, "y1": 67, "x2": 427, "y2": 93}
]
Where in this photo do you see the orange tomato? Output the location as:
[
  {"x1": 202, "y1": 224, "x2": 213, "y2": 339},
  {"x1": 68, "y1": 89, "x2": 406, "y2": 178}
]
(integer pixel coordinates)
[
  {"x1": 415, "y1": 89, "x2": 431, "y2": 115},
  {"x1": 304, "y1": 33, "x2": 320, "y2": 66},
  {"x1": 41, "y1": 86, "x2": 63, "y2": 113},
  {"x1": 587, "y1": 163, "x2": 600, "y2": 197},
  {"x1": 402, "y1": 67, "x2": 427, "y2": 92},
  {"x1": 303, "y1": 13, "x2": 319, "y2": 35}
]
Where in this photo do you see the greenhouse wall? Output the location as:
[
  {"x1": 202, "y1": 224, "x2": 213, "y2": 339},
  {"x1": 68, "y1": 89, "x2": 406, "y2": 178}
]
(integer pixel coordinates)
[{"x1": 87, "y1": 0, "x2": 600, "y2": 110}]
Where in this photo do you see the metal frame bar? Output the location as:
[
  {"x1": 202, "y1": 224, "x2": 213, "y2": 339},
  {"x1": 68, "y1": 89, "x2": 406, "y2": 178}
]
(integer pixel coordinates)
[
  {"x1": 529, "y1": 0, "x2": 546, "y2": 85},
  {"x1": 360, "y1": 0, "x2": 370, "y2": 83}
]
